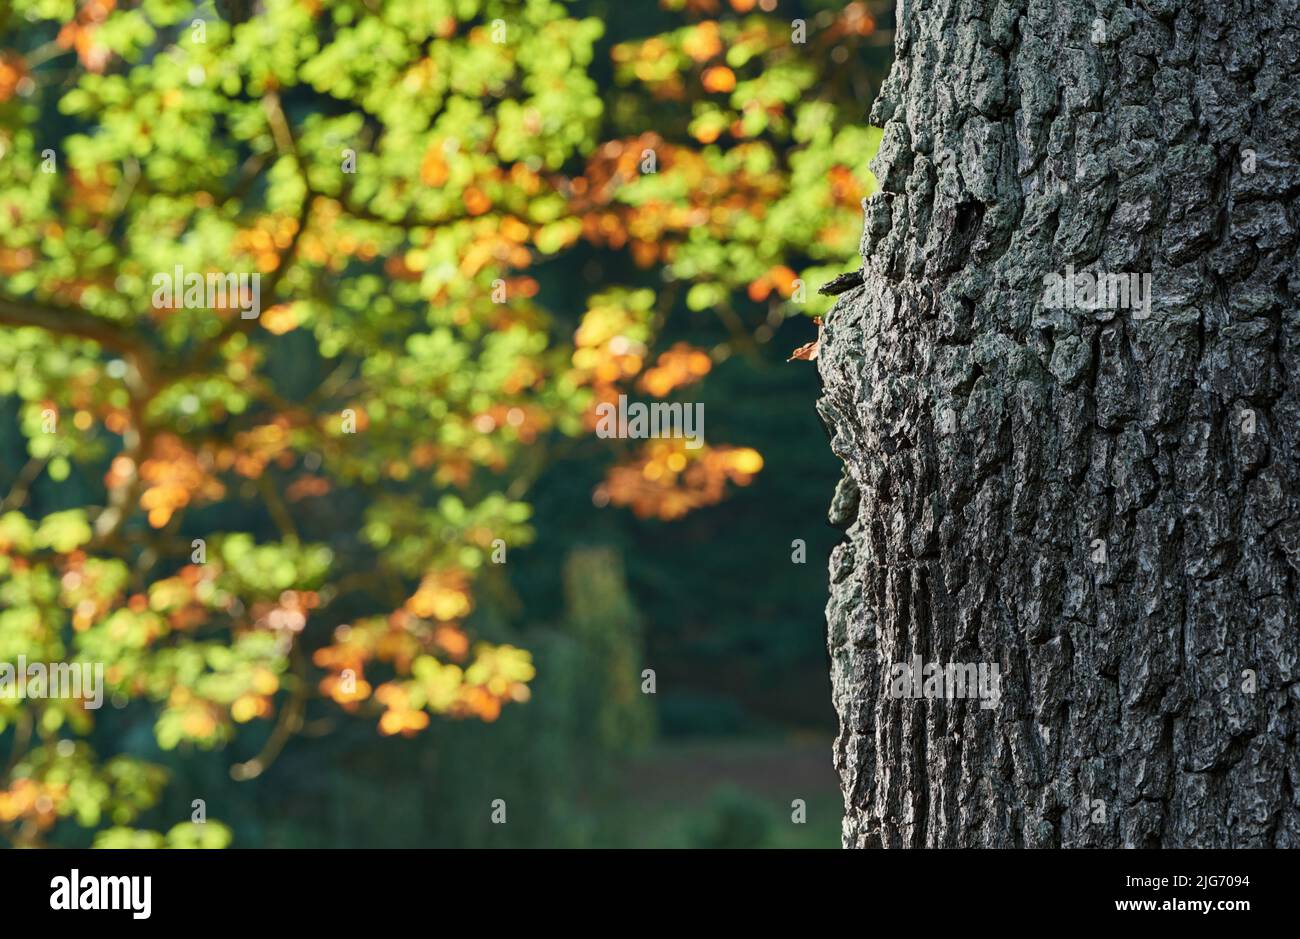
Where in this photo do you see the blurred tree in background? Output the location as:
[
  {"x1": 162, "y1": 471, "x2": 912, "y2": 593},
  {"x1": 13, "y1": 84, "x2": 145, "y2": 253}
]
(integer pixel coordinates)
[{"x1": 0, "y1": 0, "x2": 889, "y2": 847}]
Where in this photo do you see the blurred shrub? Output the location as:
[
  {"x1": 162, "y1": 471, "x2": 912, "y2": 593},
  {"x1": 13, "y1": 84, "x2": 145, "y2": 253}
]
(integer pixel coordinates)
[{"x1": 686, "y1": 785, "x2": 775, "y2": 849}]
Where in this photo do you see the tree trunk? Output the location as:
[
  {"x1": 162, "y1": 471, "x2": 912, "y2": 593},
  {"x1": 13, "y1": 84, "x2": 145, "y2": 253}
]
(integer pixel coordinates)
[{"x1": 819, "y1": 0, "x2": 1299, "y2": 847}]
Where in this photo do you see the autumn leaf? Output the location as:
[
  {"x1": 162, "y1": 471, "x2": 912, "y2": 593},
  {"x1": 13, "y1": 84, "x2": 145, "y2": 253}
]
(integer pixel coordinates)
[{"x1": 788, "y1": 318, "x2": 822, "y2": 362}]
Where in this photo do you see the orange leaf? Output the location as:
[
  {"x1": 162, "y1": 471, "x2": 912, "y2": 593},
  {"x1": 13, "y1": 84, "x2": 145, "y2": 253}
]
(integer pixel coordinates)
[{"x1": 701, "y1": 66, "x2": 736, "y2": 94}]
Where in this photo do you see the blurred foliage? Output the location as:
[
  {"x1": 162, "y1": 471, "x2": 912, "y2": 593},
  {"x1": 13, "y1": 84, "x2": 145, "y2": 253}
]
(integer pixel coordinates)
[
  {"x1": 0, "y1": 0, "x2": 887, "y2": 846},
  {"x1": 686, "y1": 784, "x2": 773, "y2": 848}
]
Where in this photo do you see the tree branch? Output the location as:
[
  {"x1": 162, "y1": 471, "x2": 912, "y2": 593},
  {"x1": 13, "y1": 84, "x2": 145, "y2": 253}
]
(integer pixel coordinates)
[{"x1": 0, "y1": 294, "x2": 156, "y2": 363}]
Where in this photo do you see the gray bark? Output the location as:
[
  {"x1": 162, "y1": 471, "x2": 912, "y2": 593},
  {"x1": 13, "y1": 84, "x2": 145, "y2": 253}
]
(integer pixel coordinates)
[{"x1": 819, "y1": 0, "x2": 1300, "y2": 847}]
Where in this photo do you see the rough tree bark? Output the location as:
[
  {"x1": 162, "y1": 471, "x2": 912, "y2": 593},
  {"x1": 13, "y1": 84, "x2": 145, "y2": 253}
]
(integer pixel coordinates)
[{"x1": 819, "y1": 0, "x2": 1299, "y2": 847}]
